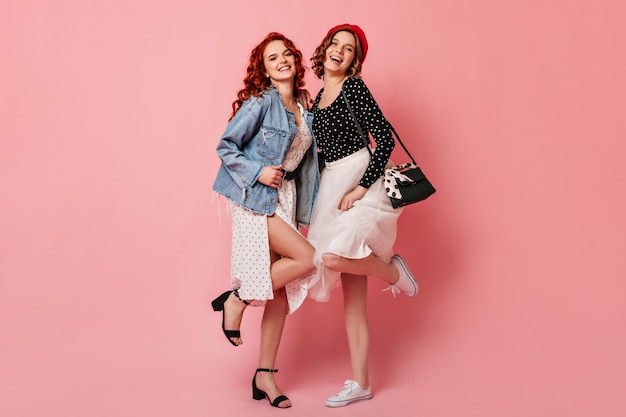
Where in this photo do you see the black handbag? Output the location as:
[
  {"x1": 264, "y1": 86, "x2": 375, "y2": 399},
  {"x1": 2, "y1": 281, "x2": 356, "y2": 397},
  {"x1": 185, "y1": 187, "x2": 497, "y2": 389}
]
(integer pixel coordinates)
[{"x1": 341, "y1": 90, "x2": 436, "y2": 208}]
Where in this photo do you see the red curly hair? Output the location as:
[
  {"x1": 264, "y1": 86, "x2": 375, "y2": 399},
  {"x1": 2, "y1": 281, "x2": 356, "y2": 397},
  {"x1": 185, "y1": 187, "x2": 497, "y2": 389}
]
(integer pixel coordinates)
[{"x1": 230, "y1": 32, "x2": 307, "y2": 119}]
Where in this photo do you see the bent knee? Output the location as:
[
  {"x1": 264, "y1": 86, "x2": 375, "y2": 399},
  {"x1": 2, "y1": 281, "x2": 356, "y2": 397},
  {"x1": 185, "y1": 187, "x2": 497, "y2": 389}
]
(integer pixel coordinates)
[
  {"x1": 297, "y1": 246, "x2": 316, "y2": 274},
  {"x1": 321, "y1": 253, "x2": 343, "y2": 271},
  {"x1": 300, "y1": 257, "x2": 316, "y2": 276}
]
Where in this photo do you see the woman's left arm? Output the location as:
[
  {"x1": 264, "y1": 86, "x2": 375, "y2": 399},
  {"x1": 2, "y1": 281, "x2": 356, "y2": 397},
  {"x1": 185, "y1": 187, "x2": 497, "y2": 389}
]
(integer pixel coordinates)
[{"x1": 348, "y1": 78, "x2": 395, "y2": 189}]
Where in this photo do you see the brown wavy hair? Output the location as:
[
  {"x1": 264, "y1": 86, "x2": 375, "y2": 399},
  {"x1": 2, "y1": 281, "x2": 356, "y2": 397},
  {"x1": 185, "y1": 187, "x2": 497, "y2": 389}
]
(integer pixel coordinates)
[
  {"x1": 230, "y1": 32, "x2": 307, "y2": 119},
  {"x1": 310, "y1": 28, "x2": 364, "y2": 79}
]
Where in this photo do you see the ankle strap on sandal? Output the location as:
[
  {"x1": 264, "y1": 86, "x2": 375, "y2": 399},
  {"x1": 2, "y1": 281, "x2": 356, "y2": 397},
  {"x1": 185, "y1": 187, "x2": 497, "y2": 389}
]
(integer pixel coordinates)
[
  {"x1": 233, "y1": 289, "x2": 250, "y2": 305},
  {"x1": 256, "y1": 368, "x2": 279, "y2": 373}
]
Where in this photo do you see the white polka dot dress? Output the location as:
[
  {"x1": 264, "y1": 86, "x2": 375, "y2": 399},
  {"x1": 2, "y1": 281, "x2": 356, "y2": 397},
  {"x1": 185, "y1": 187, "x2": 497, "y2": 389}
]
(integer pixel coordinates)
[{"x1": 229, "y1": 103, "x2": 312, "y2": 314}]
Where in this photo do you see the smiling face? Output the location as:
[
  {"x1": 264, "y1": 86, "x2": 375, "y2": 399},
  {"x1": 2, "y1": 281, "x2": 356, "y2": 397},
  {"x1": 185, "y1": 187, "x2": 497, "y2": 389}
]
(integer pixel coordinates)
[
  {"x1": 323, "y1": 30, "x2": 357, "y2": 76},
  {"x1": 263, "y1": 40, "x2": 296, "y2": 84}
]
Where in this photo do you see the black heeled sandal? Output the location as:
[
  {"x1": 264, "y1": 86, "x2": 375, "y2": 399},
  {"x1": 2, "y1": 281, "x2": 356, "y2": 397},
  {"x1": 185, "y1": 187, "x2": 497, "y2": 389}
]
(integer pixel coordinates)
[
  {"x1": 211, "y1": 290, "x2": 249, "y2": 346},
  {"x1": 252, "y1": 368, "x2": 291, "y2": 408}
]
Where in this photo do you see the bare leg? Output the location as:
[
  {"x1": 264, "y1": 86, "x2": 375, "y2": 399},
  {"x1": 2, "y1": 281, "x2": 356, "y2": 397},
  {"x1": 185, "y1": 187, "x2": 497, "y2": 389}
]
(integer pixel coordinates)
[
  {"x1": 323, "y1": 252, "x2": 399, "y2": 284},
  {"x1": 221, "y1": 215, "x2": 313, "y2": 345},
  {"x1": 342, "y1": 273, "x2": 370, "y2": 389},
  {"x1": 255, "y1": 288, "x2": 291, "y2": 408},
  {"x1": 267, "y1": 214, "x2": 315, "y2": 289}
]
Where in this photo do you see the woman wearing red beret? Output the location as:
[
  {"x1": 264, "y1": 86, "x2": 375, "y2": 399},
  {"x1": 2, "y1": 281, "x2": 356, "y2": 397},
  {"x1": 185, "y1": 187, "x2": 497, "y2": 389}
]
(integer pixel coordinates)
[{"x1": 307, "y1": 24, "x2": 419, "y2": 407}]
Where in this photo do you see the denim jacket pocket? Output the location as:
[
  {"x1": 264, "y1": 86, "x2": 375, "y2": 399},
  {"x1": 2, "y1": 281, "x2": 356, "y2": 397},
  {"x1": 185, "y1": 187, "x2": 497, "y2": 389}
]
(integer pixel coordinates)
[{"x1": 257, "y1": 125, "x2": 287, "y2": 161}]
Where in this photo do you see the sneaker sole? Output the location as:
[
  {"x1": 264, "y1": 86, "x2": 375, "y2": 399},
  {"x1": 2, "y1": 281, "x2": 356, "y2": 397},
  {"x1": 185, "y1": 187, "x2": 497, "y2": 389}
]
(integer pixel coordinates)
[
  {"x1": 325, "y1": 394, "x2": 373, "y2": 407},
  {"x1": 393, "y1": 255, "x2": 418, "y2": 297}
]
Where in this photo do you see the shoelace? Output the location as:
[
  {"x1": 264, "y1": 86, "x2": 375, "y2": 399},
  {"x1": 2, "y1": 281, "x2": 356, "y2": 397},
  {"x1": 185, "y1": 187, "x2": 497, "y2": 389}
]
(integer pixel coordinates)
[
  {"x1": 381, "y1": 284, "x2": 401, "y2": 298},
  {"x1": 337, "y1": 380, "x2": 359, "y2": 397}
]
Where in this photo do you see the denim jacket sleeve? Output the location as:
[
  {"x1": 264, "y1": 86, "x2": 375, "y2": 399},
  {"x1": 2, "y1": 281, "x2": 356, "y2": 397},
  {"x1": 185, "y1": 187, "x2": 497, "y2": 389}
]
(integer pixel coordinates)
[
  {"x1": 215, "y1": 96, "x2": 265, "y2": 189},
  {"x1": 213, "y1": 90, "x2": 297, "y2": 215}
]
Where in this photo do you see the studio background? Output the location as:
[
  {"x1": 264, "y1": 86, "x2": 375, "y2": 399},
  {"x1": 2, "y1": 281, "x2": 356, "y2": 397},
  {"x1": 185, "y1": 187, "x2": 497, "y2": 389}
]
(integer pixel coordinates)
[{"x1": 1, "y1": 1, "x2": 625, "y2": 416}]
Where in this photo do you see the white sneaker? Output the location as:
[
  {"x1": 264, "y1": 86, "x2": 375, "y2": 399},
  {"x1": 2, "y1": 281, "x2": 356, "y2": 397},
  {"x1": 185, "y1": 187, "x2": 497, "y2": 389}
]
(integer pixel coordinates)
[
  {"x1": 325, "y1": 380, "x2": 372, "y2": 407},
  {"x1": 386, "y1": 254, "x2": 418, "y2": 297}
]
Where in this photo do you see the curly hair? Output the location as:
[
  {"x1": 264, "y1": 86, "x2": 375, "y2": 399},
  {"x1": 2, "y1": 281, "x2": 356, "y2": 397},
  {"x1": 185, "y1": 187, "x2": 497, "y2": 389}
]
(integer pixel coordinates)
[
  {"x1": 310, "y1": 28, "x2": 364, "y2": 79},
  {"x1": 230, "y1": 32, "x2": 307, "y2": 120}
]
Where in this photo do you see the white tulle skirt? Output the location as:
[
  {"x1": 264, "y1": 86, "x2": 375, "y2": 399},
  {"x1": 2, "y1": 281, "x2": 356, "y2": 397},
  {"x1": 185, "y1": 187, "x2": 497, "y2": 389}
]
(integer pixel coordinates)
[{"x1": 307, "y1": 148, "x2": 403, "y2": 302}]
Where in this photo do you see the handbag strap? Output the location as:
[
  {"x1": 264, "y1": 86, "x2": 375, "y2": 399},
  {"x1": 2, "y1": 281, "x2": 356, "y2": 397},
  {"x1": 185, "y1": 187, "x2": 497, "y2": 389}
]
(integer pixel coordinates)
[
  {"x1": 341, "y1": 89, "x2": 416, "y2": 165},
  {"x1": 341, "y1": 89, "x2": 372, "y2": 156}
]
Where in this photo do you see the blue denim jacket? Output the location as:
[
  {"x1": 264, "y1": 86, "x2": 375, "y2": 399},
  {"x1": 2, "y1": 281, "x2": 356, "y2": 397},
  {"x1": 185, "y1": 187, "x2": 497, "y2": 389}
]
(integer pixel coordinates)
[{"x1": 212, "y1": 87, "x2": 320, "y2": 226}]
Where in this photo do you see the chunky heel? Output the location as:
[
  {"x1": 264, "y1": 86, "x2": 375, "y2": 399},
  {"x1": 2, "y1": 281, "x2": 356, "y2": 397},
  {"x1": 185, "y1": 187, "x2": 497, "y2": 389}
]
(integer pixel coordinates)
[
  {"x1": 252, "y1": 382, "x2": 266, "y2": 400},
  {"x1": 211, "y1": 291, "x2": 230, "y2": 311},
  {"x1": 251, "y1": 368, "x2": 291, "y2": 408}
]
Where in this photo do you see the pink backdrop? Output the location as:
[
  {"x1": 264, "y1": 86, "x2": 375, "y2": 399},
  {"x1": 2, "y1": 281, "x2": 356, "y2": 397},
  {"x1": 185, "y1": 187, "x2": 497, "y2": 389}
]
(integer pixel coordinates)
[{"x1": 2, "y1": 1, "x2": 625, "y2": 416}]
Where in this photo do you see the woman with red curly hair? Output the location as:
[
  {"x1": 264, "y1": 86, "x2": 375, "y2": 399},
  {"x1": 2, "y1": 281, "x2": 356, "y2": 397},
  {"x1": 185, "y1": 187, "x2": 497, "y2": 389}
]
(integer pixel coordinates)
[{"x1": 211, "y1": 32, "x2": 320, "y2": 408}]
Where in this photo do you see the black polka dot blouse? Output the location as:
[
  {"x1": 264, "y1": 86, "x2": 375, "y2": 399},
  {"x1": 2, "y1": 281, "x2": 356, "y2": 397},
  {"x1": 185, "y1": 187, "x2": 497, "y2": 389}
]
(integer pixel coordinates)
[{"x1": 312, "y1": 76, "x2": 395, "y2": 188}]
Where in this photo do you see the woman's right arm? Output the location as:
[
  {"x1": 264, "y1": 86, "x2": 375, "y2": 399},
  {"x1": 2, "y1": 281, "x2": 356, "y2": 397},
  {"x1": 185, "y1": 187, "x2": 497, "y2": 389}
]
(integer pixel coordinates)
[
  {"x1": 216, "y1": 96, "x2": 284, "y2": 189},
  {"x1": 216, "y1": 99, "x2": 265, "y2": 188}
]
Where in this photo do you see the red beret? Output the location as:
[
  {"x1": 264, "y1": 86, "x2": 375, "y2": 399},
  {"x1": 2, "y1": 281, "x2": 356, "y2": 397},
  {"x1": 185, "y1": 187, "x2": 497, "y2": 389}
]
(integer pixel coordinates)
[{"x1": 326, "y1": 23, "x2": 368, "y2": 63}]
